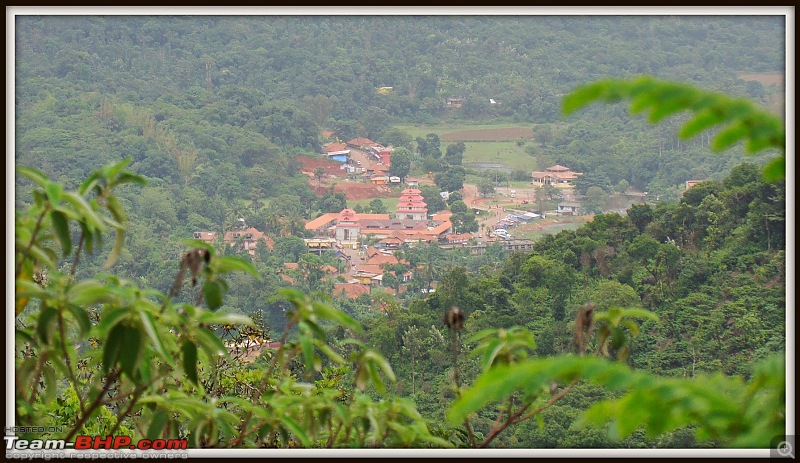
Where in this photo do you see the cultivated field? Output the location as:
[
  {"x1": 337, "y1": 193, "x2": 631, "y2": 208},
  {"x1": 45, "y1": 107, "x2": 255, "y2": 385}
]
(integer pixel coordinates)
[{"x1": 393, "y1": 123, "x2": 537, "y2": 141}]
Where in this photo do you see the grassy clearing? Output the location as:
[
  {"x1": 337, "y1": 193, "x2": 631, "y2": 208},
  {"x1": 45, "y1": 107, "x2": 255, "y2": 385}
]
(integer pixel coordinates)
[
  {"x1": 347, "y1": 196, "x2": 400, "y2": 212},
  {"x1": 393, "y1": 122, "x2": 535, "y2": 140},
  {"x1": 462, "y1": 141, "x2": 535, "y2": 172}
]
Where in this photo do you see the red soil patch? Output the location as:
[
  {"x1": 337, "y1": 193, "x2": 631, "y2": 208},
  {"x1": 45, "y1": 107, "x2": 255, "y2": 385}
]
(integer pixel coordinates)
[
  {"x1": 441, "y1": 127, "x2": 534, "y2": 142},
  {"x1": 737, "y1": 72, "x2": 784, "y2": 87},
  {"x1": 333, "y1": 182, "x2": 397, "y2": 201},
  {"x1": 297, "y1": 156, "x2": 344, "y2": 176},
  {"x1": 300, "y1": 156, "x2": 398, "y2": 200}
]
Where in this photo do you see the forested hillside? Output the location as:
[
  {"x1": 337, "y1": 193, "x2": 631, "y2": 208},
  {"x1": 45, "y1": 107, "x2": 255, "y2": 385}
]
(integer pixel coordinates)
[{"x1": 13, "y1": 14, "x2": 787, "y2": 451}]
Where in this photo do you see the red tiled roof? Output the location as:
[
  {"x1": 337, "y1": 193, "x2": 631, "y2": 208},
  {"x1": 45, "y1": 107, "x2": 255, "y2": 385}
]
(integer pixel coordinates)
[
  {"x1": 347, "y1": 137, "x2": 376, "y2": 146},
  {"x1": 334, "y1": 283, "x2": 371, "y2": 299},
  {"x1": 322, "y1": 142, "x2": 348, "y2": 153},
  {"x1": 367, "y1": 254, "x2": 399, "y2": 266},
  {"x1": 354, "y1": 264, "x2": 384, "y2": 275}
]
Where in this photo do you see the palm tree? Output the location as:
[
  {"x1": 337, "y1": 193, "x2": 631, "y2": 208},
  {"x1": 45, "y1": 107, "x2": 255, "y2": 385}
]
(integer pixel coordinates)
[{"x1": 315, "y1": 167, "x2": 325, "y2": 189}]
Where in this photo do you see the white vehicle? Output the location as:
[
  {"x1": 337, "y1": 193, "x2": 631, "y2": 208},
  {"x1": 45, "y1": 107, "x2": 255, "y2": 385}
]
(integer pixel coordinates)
[{"x1": 510, "y1": 189, "x2": 517, "y2": 198}]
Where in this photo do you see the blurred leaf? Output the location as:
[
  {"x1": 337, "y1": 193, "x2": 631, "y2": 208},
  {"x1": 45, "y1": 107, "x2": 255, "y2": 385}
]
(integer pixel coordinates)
[
  {"x1": 280, "y1": 416, "x2": 311, "y2": 447},
  {"x1": 119, "y1": 325, "x2": 142, "y2": 380},
  {"x1": 195, "y1": 327, "x2": 228, "y2": 361},
  {"x1": 196, "y1": 311, "x2": 252, "y2": 326},
  {"x1": 202, "y1": 280, "x2": 223, "y2": 311},
  {"x1": 66, "y1": 304, "x2": 91, "y2": 336},
  {"x1": 49, "y1": 210, "x2": 71, "y2": 257},
  {"x1": 146, "y1": 411, "x2": 168, "y2": 441},
  {"x1": 103, "y1": 229, "x2": 125, "y2": 269},
  {"x1": 103, "y1": 323, "x2": 125, "y2": 374},
  {"x1": 36, "y1": 305, "x2": 58, "y2": 344},
  {"x1": 182, "y1": 340, "x2": 199, "y2": 386},
  {"x1": 139, "y1": 311, "x2": 170, "y2": 363},
  {"x1": 16, "y1": 166, "x2": 49, "y2": 188},
  {"x1": 213, "y1": 256, "x2": 259, "y2": 277}
]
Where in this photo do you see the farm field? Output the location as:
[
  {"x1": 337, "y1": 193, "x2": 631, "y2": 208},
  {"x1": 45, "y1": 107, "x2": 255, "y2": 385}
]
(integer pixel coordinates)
[
  {"x1": 391, "y1": 123, "x2": 547, "y2": 173},
  {"x1": 392, "y1": 122, "x2": 537, "y2": 141}
]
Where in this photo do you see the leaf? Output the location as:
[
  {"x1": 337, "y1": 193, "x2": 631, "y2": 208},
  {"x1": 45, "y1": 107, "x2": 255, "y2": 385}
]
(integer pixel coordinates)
[
  {"x1": 761, "y1": 156, "x2": 785, "y2": 183},
  {"x1": 103, "y1": 229, "x2": 125, "y2": 269},
  {"x1": 146, "y1": 411, "x2": 168, "y2": 441},
  {"x1": 196, "y1": 311, "x2": 253, "y2": 326},
  {"x1": 310, "y1": 300, "x2": 364, "y2": 334},
  {"x1": 202, "y1": 280, "x2": 223, "y2": 311},
  {"x1": 119, "y1": 325, "x2": 142, "y2": 381},
  {"x1": 711, "y1": 123, "x2": 749, "y2": 152},
  {"x1": 95, "y1": 308, "x2": 129, "y2": 337},
  {"x1": 182, "y1": 340, "x2": 199, "y2": 386},
  {"x1": 62, "y1": 192, "x2": 106, "y2": 232},
  {"x1": 195, "y1": 327, "x2": 229, "y2": 361},
  {"x1": 66, "y1": 304, "x2": 92, "y2": 336},
  {"x1": 67, "y1": 280, "x2": 116, "y2": 306},
  {"x1": 45, "y1": 181, "x2": 63, "y2": 206},
  {"x1": 279, "y1": 416, "x2": 311, "y2": 447},
  {"x1": 49, "y1": 210, "x2": 72, "y2": 257},
  {"x1": 37, "y1": 305, "x2": 58, "y2": 344},
  {"x1": 679, "y1": 108, "x2": 725, "y2": 140},
  {"x1": 16, "y1": 166, "x2": 49, "y2": 188},
  {"x1": 139, "y1": 311, "x2": 170, "y2": 363},
  {"x1": 103, "y1": 323, "x2": 125, "y2": 374},
  {"x1": 214, "y1": 256, "x2": 259, "y2": 277}
]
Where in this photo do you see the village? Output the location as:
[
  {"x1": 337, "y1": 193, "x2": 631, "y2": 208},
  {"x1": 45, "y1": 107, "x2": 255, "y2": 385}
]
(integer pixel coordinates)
[{"x1": 192, "y1": 134, "x2": 599, "y2": 304}]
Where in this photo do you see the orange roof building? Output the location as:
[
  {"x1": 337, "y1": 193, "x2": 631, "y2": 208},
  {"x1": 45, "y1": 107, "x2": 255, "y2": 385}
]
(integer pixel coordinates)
[{"x1": 531, "y1": 165, "x2": 583, "y2": 185}]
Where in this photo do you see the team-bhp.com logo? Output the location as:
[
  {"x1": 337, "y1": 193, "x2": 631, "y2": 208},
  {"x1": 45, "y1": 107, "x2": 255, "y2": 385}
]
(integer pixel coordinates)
[{"x1": 6, "y1": 435, "x2": 188, "y2": 451}]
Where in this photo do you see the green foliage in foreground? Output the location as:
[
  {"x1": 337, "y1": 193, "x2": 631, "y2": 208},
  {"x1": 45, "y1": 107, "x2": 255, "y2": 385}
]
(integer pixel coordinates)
[
  {"x1": 563, "y1": 76, "x2": 785, "y2": 182},
  {"x1": 14, "y1": 77, "x2": 787, "y2": 449}
]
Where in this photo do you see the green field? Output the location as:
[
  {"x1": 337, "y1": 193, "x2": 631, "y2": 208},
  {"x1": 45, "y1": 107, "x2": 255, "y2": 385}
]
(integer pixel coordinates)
[
  {"x1": 461, "y1": 142, "x2": 533, "y2": 172},
  {"x1": 393, "y1": 122, "x2": 535, "y2": 140},
  {"x1": 347, "y1": 196, "x2": 400, "y2": 212},
  {"x1": 392, "y1": 123, "x2": 542, "y2": 173}
]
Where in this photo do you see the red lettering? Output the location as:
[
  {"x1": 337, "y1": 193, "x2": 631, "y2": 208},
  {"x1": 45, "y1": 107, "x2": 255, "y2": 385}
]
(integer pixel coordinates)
[
  {"x1": 93, "y1": 436, "x2": 113, "y2": 449},
  {"x1": 113, "y1": 436, "x2": 131, "y2": 449},
  {"x1": 73, "y1": 436, "x2": 92, "y2": 450}
]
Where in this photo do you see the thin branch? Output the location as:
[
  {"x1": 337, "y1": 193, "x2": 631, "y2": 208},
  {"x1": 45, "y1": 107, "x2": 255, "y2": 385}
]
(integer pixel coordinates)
[
  {"x1": 57, "y1": 311, "x2": 85, "y2": 413},
  {"x1": 65, "y1": 370, "x2": 120, "y2": 442},
  {"x1": 26, "y1": 352, "x2": 49, "y2": 405},
  {"x1": 16, "y1": 209, "x2": 48, "y2": 279},
  {"x1": 70, "y1": 232, "x2": 85, "y2": 277}
]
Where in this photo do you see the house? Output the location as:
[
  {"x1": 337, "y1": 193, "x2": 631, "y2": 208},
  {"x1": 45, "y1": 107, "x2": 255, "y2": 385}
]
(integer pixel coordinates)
[
  {"x1": 404, "y1": 177, "x2": 420, "y2": 187},
  {"x1": 446, "y1": 233, "x2": 473, "y2": 244},
  {"x1": 685, "y1": 180, "x2": 704, "y2": 192},
  {"x1": 193, "y1": 231, "x2": 218, "y2": 244},
  {"x1": 557, "y1": 202, "x2": 581, "y2": 216},
  {"x1": 322, "y1": 142, "x2": 348, "y2": 153},
  {"x1": 370, "y1": 175, "x2": 389, "y2": 185},
  {"x1": 347, "y1": 137, "x2": 377, "y2": 150},
  {"x1": 501, "y1": 239, "x2": 535, "y2": 252},
  {"x1": 379, "y1": 150, "x2": 392, "y2": 165},
  {"x1": 226, "y1": 339, "x2": 282, "y2": 364},
  {"x1": 531, "y1": 165, "x2": 583, "y2": 186},
  {"x1": 446, "y1": 97, "x2": 465, "y2": 108},
  {"x1": 194, "y1": 228, "x2": 273, "y2": 256},
  {"x1": 223, "y1": 227, "x2": 274, "y2": 255},
  {"x1": 334, "y1": 283, "x2": 371, "y2": 299}
]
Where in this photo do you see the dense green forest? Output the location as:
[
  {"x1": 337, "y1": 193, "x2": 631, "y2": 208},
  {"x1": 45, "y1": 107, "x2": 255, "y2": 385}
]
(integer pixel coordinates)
[{"x1": 12, "y1": 14, "x2": 787, "y2": 451}]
